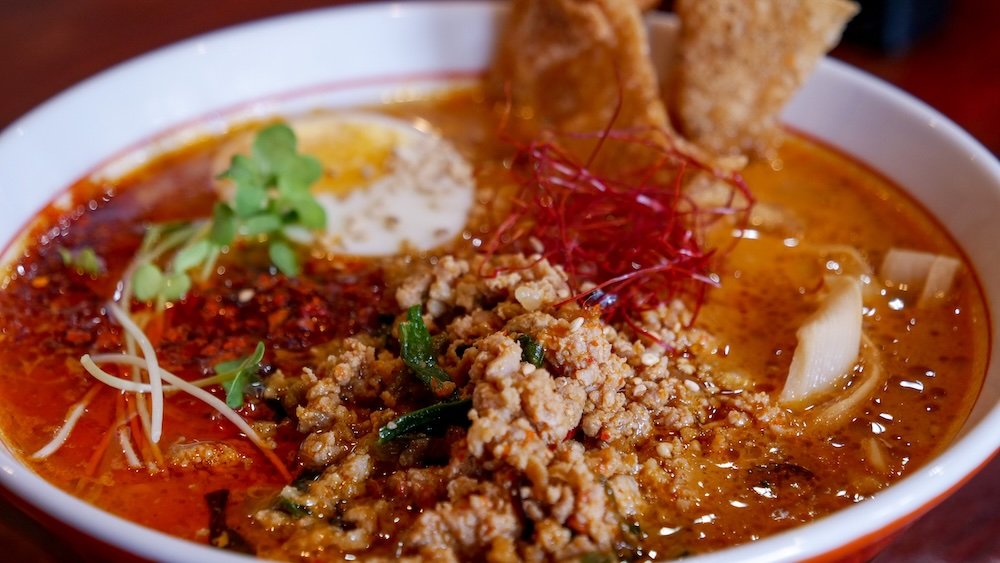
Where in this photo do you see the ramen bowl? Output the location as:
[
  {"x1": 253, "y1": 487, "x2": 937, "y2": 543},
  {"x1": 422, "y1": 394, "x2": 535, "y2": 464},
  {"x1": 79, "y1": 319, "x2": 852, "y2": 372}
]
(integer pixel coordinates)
[{"x1": 0, "y1": 2, "x2": 997, "y2": 562}]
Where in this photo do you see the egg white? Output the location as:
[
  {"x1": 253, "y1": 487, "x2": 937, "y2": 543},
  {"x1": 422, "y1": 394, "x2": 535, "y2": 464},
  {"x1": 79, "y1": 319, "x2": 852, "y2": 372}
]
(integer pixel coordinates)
[{"x1": 212, "y1": 112, "x2": 476, "y2": 256}]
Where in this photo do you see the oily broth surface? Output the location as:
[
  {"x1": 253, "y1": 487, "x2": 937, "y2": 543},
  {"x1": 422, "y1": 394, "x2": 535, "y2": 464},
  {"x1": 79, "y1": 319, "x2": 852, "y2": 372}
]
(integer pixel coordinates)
[
  {"x1": 708, "y1": 136, "x2": 987, "y2": 454},
  {"x1": 0, "y1": 91, "x2": 506, "y2": 540},
  {"x1": 671, "y1": 136, "x2": 990, "y2": 551},
  {"x1": 0, "y1": 89, "x2": 988, "y2": 556}
]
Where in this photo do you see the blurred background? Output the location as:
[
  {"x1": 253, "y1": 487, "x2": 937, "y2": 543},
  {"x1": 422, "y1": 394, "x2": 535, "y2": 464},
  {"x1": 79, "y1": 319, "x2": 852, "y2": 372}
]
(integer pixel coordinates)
[{"x1": 0, "y1": 0, "x2": 996, "y2": 561}]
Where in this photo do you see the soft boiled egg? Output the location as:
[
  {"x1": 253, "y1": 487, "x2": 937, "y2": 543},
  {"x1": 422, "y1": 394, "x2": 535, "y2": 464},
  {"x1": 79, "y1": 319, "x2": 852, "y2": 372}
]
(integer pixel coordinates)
[{"x1": 212, "y1": 112, "x2": 476, "y2": 256}]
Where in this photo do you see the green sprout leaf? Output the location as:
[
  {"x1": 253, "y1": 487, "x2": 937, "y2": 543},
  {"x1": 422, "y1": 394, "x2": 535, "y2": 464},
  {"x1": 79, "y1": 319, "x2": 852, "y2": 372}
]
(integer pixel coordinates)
[
  {"x1": 399, "y1": 305, "x2": 452, "y2": 391},
  {"x1": 127, "y1": 121, "x2": 327, "y2": 310},
  {"x1": 222, "y1": 155, "x2": 268, "y2": 218},
  {"x1": 268, "y1": 239, "x2": 299, "y2": 277},
  {"x1": 290, "y1": 197, "x2": 327, "y2": 230},
  {"x1": 210, "y1": 203, "x2": 237, "y2": 247},
  {"x1": 252, "y1": 123, "x2": 297, "y2": 176},
  {"x1": 132, "y1": 263, "x2": 165, "y2": 302},
  {"x1": 241, "y1": 213, "x2": 284, "y2": 236},
  {"x1": 216, "y1": 342, "x2": 266, "y2": 409},
  {"x1": 160, "y1": 271, "x2": 192, "y2": 302},
  {"x1": 58, "y1": 246, "x2": 104, "y2": 276},
  {"x1": 234, "y1": 184, "x2": 268, "y2": 218},
  {"x1": 378, "y1": 398, "x2": 472, "y2": 443},
  {"x1": 172, "y1": 239, "x2": 212, "y2": 272},
  {"x1": 276, "y1": 154, "x2": 323, "y2": 195}
]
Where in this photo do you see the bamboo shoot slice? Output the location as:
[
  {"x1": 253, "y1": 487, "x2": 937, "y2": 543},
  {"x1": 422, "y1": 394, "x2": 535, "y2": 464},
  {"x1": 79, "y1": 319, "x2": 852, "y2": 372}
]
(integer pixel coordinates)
[
  {"x1": 879, "y1": 248, "x2": 936, "y2": 289},
  {"x1": 879, "y1": 248, "x2": 961, "y2": 306},
  {"x1": 781, "y1": 276, "x2": 863, "y2": 405},
  {"x1": 919, "y1": 255, "x2": 961, "y2": 306}
]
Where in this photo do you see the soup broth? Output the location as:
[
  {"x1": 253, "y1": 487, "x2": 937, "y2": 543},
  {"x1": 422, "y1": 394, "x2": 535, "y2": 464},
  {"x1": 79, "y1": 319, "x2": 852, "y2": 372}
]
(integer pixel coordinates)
[{"x1": 0, "y1": 89, "x2": 988, "y2": 560}]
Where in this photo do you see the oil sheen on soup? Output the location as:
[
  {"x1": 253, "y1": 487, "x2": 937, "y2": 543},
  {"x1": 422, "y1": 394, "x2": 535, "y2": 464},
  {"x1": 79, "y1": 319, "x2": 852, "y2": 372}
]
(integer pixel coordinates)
[{"x1": 0, "y1": 89, "x2": 988, "y2": 561}]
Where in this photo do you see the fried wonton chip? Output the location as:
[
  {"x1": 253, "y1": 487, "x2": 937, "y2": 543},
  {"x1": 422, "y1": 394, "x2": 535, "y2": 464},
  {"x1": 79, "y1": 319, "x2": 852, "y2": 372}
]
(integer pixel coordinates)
[
  {"x1": 674, "y1": 0, "x2": 859, "y2": 157},
  {"x1": 490, "y1": 0, "x2": 669, "y2": 138}
]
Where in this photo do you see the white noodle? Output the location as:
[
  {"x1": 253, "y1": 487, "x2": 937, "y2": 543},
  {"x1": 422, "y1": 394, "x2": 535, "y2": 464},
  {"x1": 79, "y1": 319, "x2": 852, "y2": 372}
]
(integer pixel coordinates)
[
  {"x1": 156, "y1": 368, "x2": 268, "y2": 451},
  {"x1": 124, "y1": 332, "x2": 155, "y2": 451},
  {"x1": 32, "y1": 389, "x2": 98, "y2": 460},
  {"x1": 93, "y1": 354, "x2": 230, "y2": 387},
  {"x1": 117, "y1": 426, "x2": 142, "y2": 469},
  {"x1": 82, "y1": 355, "x2": 157, "y2": 393},
  {"x1": 107, "y1": 302, "x2": 163, "y2": 443},
  {"x1": 83, "y1": 355, "x2": 268, "y2": 452}
]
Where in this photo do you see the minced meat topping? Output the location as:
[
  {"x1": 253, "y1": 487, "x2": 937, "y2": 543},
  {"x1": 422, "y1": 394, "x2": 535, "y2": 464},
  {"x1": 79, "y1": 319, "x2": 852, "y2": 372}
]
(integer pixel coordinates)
[{"x1": 250, "y1": 253, "x2": 791, "y2": 561}]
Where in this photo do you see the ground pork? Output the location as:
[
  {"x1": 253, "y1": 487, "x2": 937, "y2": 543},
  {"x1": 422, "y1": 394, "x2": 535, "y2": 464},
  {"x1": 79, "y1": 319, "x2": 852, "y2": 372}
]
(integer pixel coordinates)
[
  {"x1": 167, "y1": 440, "x2": 249, "y2": 472},
  {"x1": 405, "y1": 478, "x2": 522, "y2": 559},
  {"x1": 254, "y1": 253, "x2": 786, "y2": 561}
]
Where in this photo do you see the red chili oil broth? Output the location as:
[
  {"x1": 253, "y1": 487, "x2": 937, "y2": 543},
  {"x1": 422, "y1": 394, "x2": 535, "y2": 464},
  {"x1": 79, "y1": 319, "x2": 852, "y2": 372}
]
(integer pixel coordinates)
[{"x1": 0, "y1": 88, "x2": 988, "y2": 553}]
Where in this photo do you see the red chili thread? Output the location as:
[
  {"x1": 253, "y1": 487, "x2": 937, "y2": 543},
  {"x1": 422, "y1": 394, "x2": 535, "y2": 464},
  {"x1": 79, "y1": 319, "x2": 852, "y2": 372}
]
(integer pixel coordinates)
[{"x1": 481, "y1": 96, "x2": 753, "y2": 341}]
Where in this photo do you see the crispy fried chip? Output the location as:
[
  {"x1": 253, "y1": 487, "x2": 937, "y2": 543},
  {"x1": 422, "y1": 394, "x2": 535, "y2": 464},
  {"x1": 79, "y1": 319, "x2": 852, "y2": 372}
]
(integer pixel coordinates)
[
  {"x1": 489, "y1": 0, "x2": 669, "y2": 137},
  {"x1": 674, "y1": 0, "x2": 859, "y2": 157}
]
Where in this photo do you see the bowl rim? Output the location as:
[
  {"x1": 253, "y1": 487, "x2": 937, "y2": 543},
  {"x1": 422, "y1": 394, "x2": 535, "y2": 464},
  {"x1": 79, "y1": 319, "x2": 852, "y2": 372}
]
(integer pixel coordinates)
[{"x1": 0, "y1": 2, "x2": 997, "y2": 562}]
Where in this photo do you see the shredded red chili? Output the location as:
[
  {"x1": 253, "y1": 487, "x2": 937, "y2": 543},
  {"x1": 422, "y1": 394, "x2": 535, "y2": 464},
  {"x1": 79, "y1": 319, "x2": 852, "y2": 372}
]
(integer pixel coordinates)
[{"x1": 482, "y1": 124, "x2": 752, "y2": 336}]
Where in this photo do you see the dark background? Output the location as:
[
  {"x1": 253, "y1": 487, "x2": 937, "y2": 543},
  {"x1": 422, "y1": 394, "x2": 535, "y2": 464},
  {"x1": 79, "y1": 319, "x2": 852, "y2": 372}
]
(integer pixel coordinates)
[{"x1": 0, "y1": 1, "x2": 996, "y2": 561}]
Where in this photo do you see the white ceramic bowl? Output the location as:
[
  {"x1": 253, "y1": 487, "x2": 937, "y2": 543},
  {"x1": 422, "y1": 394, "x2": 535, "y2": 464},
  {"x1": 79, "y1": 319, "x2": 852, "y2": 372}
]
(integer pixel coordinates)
[{"x1": 0, "y1": 2, "x2": 997, "y2": 562}]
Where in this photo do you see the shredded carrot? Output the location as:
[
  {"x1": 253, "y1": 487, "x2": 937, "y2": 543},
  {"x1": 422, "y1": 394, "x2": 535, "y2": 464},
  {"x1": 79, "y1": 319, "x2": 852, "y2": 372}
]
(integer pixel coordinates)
[
  {"x1": 143, "y1": 313, "x2": 165, "y2": 347},
  {"x1": 259, "y1": 445, "x2": 293, "y2": 482},
  {"x1": 84, "y1": 397, "x2": 119, "y2": 478},
  {"x1": 124, "y1": 393, "x2": 147, "y2": 463},
  {"x1": 125, "y1": 392, "x2": 163, "y2": 467}
]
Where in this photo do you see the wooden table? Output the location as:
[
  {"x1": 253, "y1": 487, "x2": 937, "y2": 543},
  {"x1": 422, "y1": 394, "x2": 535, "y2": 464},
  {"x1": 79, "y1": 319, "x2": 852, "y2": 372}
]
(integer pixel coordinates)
[{"x1": 0, "y1": 1, "x2": 996, "y2": 561}]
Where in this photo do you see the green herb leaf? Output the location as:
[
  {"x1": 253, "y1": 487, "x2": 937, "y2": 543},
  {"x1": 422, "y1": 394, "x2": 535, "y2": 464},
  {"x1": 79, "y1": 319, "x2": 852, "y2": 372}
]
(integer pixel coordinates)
[
  {"x1": 216, "y1": 342, "x2": 266, "y2": 409},
  {"x1": 378, "y1": 398, "x2": 472, "y2": 443},
  {"x1": 276, "y1": 155, "x2": 323, "y2": 195},
  {"x1": 58, "y1": 246, "x2": 104, "y2": 276},
  {"x1": 223, "y1": 154, "x2": 268, "y2": 217},
  {"x1": 517, "y1": 334, "x2": 545, "y2": 368},
  {"x1": 273, "y1": 497, "x2": 310, "y2": 518},
  {"x1": 138, "y1": 225, "x2": 164, "y2": 254},
  {"x1": 172, "y1": 239, "x2": 212, "y2": 272},
  {"x1": 133, "y1": 263, "x2": 165, "y2": 302},
  {"x1": 290, "y1": 197, "x2": 326, "y2": 230},
  {"x1": 234, "y1": 183, "x2": 268, "y2": 218},
  {"x1": 268, "y1": 239, "x2": 299, "y2": 277},
  {"x1": 399, "y1": 305, "x2": 452, "y2": 391},
  {"x1": 160, "y1": 271, "x2": 192, "y2": 302},
  {"x1": 77, "y1": 248, "x2": 103, "y2": 275},
  {"x1": 210, "y1": 203, "x2": 237, "y2": 246},
  {"x1": 241, "y1": 213, "x2": 284, "y2": 236},
  {"x1": 127, "y1": 122, "x2": 326, "y2": 310},
  {"x1": 252, "y1": 123, "x2": 297, "y2": 176}
]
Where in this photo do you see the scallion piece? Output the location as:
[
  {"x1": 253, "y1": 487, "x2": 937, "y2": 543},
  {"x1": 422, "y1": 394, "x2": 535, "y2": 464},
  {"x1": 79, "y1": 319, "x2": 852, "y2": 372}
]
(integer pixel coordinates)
[{"x1": 378, "y1": 398, "x2": 472, "y2": 443}]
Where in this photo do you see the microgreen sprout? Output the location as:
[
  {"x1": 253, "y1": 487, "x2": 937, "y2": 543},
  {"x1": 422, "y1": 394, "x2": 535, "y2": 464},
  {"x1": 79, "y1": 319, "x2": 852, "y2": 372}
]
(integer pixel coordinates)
[
  {"x1": 58, "y1": 246, "x2": 104, "y2": 276},
  {"x1": 215, "y1": 341, "x2": 266, "y2": 409},
  {"x1": 127, "y1": 123, "x2": 327, "y2": 306}
]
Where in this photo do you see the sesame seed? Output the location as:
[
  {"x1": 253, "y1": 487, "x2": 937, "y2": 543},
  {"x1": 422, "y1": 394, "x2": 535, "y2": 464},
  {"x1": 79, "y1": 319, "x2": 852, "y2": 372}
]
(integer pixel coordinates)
[
  {"x1": 237, "y1": 289, "x2": 255, "y2": 303},
  {"x1": 521, "y1": 363, "x2": 537, "y2": 375},
  {"x1": 684, "y1": 380, "x2": 700, "y2": 393},
  {"x1": 640, "y1": 352, "x2": 659, "y2": 366},
  {"x1": 569, "y1": 317, "x2": 585, "y2": 333},
  {"x1": 656, "y1": 442, "x2": 672, "y2": 458}
]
